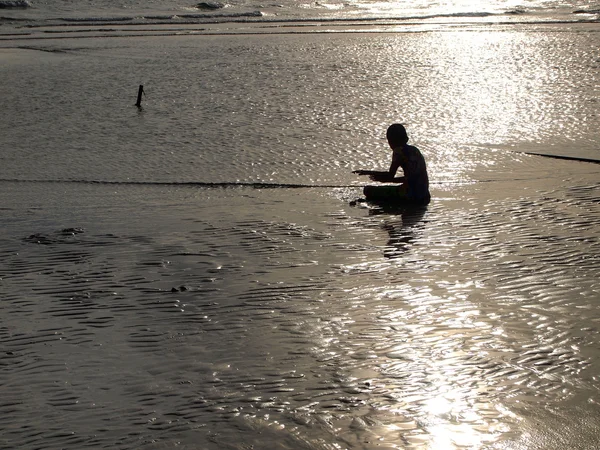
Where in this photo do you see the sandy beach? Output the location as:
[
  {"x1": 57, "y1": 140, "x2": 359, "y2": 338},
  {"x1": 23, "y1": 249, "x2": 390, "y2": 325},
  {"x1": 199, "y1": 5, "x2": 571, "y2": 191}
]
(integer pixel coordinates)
[{"x1": 1, "y1": 19, "x2": 600, "y2": 450}]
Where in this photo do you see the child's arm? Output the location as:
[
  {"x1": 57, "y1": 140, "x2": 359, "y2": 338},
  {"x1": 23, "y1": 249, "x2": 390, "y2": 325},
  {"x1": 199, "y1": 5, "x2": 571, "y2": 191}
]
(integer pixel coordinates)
[{"x1": 353, "y1": 147, "x2": 405, "y2": 182}]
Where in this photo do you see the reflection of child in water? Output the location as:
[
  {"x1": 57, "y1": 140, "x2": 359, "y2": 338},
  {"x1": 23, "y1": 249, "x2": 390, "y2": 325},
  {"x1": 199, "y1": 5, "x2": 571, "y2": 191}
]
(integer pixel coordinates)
[
  {"x1": 381, "y1": 207, "x2": 428, "y2": 258},
  {"x1": 354, "y1": 124, "x2": 431, "y2": 205}
]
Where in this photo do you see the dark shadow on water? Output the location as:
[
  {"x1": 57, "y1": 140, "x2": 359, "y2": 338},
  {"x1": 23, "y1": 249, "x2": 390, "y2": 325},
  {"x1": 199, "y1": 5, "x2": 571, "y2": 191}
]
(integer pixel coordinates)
[
  {"x1": 381, "y1": 206, "x2": 427, "y2": 259},
  {"x1": 351, "y1": 199, "x2": 428, "y2": 259}
]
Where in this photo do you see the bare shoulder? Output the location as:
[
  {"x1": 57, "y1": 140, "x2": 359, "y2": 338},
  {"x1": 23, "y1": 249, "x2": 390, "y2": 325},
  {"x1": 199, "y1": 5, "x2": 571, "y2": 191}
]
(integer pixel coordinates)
[{"x1": 405, "y1": 145, "x2": 425, "y2": 159}]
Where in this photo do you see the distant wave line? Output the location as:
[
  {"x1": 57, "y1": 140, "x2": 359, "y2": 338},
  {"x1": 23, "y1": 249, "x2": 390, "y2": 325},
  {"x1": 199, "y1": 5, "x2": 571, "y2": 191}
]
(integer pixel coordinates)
[
  {"x1": 3, "y1": 20, "x2": 599, "y2": 42},
  {"x1": 0, "y1": 0, "x2": 31, "y2": 8},
  {"x1": 6, "y1": 10, "x2": 600, "y2": 29}
]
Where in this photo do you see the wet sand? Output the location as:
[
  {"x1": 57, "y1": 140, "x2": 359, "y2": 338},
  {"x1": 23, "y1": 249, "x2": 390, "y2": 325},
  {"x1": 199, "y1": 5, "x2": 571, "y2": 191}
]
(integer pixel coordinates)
[
  {"x1": 1, "y1": 28, "x2": 600, "y2": 449},
  {"x1": 1, "y1": 155, "x2": 599, "y2": 449}
]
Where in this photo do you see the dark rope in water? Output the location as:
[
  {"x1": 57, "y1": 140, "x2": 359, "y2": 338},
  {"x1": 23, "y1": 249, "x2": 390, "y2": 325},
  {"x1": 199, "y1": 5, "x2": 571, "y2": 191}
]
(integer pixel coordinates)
[
  {"x1": 0, "y1": 152, "x2": 597, "y2": 188},
  {"x1": 0, "y1": 178, "x2": 358, "y2": 188},
  {"x1": 523, "y1": 152, "x2": 600, "y2": 165},
  {"x1": 0, "y1": 178, "x2": 473, "y2": 188}
]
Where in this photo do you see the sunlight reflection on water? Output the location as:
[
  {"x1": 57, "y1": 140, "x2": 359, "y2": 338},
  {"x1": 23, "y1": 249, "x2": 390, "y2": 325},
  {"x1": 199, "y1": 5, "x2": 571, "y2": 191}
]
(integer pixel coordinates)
[
  {"x1": 328, "y1": 166, "x2": 598, "y2": 447},
  {"x1": 2, "y1": 28, "x2": 598, "y2": 187},
  {"x1": 1, "y1": 23, "x2": 599, "y2": 450}
]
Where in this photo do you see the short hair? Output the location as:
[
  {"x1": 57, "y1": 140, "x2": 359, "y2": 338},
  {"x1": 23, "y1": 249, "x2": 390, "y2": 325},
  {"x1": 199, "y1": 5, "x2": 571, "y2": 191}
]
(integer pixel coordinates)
[{"x1": 386, "y1": 123, "x2": 409, "y2": 146}]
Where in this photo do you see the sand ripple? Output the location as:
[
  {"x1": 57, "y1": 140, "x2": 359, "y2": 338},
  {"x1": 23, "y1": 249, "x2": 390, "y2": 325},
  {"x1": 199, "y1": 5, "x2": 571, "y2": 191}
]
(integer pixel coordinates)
[{"x1": 0, "y1": 172, "x2": 598, "y2": 448}]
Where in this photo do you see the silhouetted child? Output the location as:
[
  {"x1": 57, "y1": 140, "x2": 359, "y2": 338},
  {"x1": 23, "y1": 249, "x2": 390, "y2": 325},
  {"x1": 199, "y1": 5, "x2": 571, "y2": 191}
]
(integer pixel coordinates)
[{"x1": 354, "y1": 124, "x2": 430, "y2": 205}]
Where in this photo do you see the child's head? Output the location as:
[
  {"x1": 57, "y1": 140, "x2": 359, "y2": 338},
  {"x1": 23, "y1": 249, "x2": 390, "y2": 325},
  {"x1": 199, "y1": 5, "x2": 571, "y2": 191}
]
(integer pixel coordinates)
[{"x1": 386, "y1": 123, "x2": 409, "y2": 148}]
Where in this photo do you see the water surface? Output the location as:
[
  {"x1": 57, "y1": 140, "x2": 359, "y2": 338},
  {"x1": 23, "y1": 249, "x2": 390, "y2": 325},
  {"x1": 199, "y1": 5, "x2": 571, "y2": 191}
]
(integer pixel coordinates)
[{"x1": 1, "y1": 21, "x2": 599, "y2": 450}]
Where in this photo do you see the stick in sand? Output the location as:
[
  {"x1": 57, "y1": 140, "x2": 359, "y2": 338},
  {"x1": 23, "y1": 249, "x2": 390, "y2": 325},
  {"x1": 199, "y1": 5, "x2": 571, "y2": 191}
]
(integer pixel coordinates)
[{"x1": 135, "y1": 85, "x2": 144, "y2": 107}]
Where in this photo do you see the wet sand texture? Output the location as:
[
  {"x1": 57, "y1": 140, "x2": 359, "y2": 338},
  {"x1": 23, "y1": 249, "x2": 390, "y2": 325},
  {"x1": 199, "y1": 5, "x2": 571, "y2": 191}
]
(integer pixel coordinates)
[{"x1": 1, "y1": 26, "x2": 600, "y2": 450}]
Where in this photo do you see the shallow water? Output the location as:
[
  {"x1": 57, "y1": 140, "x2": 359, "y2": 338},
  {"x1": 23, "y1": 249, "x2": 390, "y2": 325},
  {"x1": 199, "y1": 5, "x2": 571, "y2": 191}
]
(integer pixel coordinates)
[
  {"x1": 1, "y1": 164, "x2": 599, "y2": 449},
  {"x1": 1, "y1": 23, "x2": 600, "y2": 450},
  {"x1": 1, "y1": 26, "x2": 599, "y2": 186}
]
